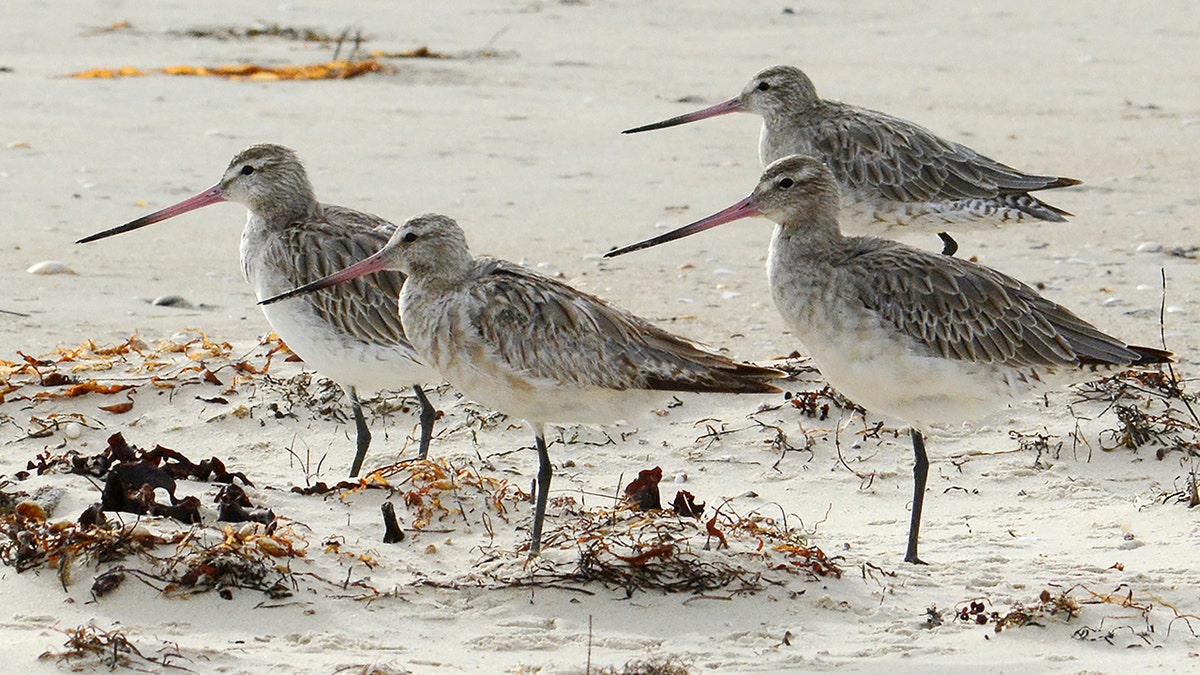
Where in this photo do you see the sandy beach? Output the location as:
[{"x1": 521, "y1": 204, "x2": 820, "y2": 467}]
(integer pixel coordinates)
[{"x1": 3, "y1": 1, "x2": 1200, "y2": 672}]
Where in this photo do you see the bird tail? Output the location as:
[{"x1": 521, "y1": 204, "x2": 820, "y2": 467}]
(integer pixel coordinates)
[{"x1": 1128, "y1": 345, "x2": 1173, "y2": 366}]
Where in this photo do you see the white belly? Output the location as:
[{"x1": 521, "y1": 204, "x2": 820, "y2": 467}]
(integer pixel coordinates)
[{"x1": 261, "y1": 300, "x2": 435, "y2": 392}]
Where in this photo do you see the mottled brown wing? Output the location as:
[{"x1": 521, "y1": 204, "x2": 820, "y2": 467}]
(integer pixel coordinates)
[
  {"x1": 275, "y1": 204, "x2": 411, "y2": 347},
  {"x1": 848, "y1": 240, "x2": 1143, "y2": 367},
  {"x1": 465, "y1": 261, "x2": 781, "y2": 394},
  {"x1": 807, "y1": 102, "x2": 1076, "y2": 204}
]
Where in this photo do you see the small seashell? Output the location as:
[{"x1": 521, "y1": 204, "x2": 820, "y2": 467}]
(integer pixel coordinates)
[
  {"x1": 674, "y1": 472, "x2": 687, "y2": 483},
  {"x1": 1135, "y1": 241, "x2": 1162, "y2": 253},
  {"x1": 171, "y1": 329, "x2": 203, "y2": 344},
  {"x1": 27, "y1": 260, "x2": 75, "y2": 275}
]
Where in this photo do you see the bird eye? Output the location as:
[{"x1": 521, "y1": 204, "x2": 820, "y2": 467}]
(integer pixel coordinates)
[
  {"x1": 756, "y1": 81, "x2": 771, "y2": 91},
  {"x1": 240, "y1": 165, "x2": 255, "y2": 176},
  {"x1": 778, "y1": 177, "x2": 794, "y2": 189},
  {"x1": 402, "y1": 232, "x2": 418, "y2": 243}
]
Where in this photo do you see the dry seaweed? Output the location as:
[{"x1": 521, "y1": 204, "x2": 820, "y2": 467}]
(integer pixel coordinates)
[
  {"x1": 0, "y1": 508, "x2": 173, "y2": 574},
  {"x1": 1073, "y1": 368, "x2": 1199, "y2": 457},
  {"x1": 474, "y1": 496, "x2": 841, "y2": 597},
  {"x1": 67, "y1": 60, "x2": 390, "y2": 81},
  {"x1": 168, "y1": 23, "x2": 356, "y2": 43},
  {"x1": 38, "y1": 623, "x2": 188, "y2": 671},
  {"x1": 951, "y1": 584, "x2": 1200, "y2": 645}
]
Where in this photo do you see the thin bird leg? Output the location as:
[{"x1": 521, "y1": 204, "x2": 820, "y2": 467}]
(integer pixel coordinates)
[
  {"x1": 348, "y1": 386, "x2": 373, "y2": 478},
  {"x1": 904, "y1": 428, "x2": 930, "y2": 565},
  {"x1": 412, "y1": 385, "x2": 438, "y2": 459},
  {"x1": 528, "y1": 424, "x2": 553, "y2": 557},
  {"x1": 937, "y1": 232, "x2": 959, "y2": 257}
]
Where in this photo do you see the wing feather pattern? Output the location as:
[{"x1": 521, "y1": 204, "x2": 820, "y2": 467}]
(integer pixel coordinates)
[
  {"x1": 269, "y1": 204, "x2": 412, "y2": 348},
  {"x1": 806, "y1": 102, "x2": 1079, "y2": 217},
  {"x1": 847, "y1": 241, "x2": 1161, "y2": 368},
  {"x1": 463, "y1": 261, "x2": 781, "y2": 394}
]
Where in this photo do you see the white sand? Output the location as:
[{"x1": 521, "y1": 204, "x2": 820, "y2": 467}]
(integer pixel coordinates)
[{"x1": 3, "y1": 1, "x2": 1199, "y2": 672}]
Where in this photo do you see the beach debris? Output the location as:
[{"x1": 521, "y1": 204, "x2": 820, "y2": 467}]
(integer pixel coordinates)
[
  {"x1": 38, "y1": 623, "x2": 185, "y2": 671},
  {"x1": 956, "y1": 590, "x2": 1083, "y2": 632},
  {"x1": 381, "y1": 501, "x2": 405, "y2": 543},
  {"x1": 949, "y1": 584, "x2": 1200, "y2": 645},
  {"x1": 66, "y1": 60, "x2": 390, "y2": 81},
  {"x1": 624, "y1": 467, "x2": 663, "y2": 510},
  {"x1": 371, "y1": 46, "x2": 451, "y2": 59},
  {"x1": 26, "y1": 260, "x2": 75, "y2": 275},
  {"x1": 22, "y1": 432, "x2": 253, "y2": 527},
  {"x1": 1073, "y1": 368, "x2": 1199, "y2": 458},
  {"x1": 670, "y1": 490, "x2": 704, "y2": 519},
  {"x1": 151, "y1": 294, "x2": 193, "y2": 308},
  {"x1": 82, "y1": 20, "x2": 134, "y2": 36},
  {"x1": 215, "y1": 483, "x2": 274, "y2": 525},
  {"x1": 1, "y1": 331, "x2": 287, "y2": 409},
  {"x1": 591, "y1": 658, "x2": 692, "y2": 675},
  {"x1": 168, "y1": 23, "x2": 355, "y2": 43},
  {"x1": 290, "y1": 457, "x2": 525, "y2": 533},
  {"x1": 0, "y1": 505, "x2": 171, "y2": 574}
]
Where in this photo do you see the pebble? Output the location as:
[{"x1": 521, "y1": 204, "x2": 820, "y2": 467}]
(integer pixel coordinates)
[
  {"x1": 1135, "y1": 241, "x2": 1163, "y2": 253},
  {"x1": 152, "y1": 294, "x2": 194, "y2": 308},
  {"x1": 63, "y1": 422, "x2": 84, "y2": 439},
  {"x1": 26, "y1": 260, "x2": 75, "y2": 275}
]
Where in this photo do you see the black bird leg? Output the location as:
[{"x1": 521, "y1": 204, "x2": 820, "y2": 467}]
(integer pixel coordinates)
[
  {"x1": 348, "y1": 386, "x2": 372, "y2": 478},
  {"x1": 412, "y1": 385, "x2": 438, "y2": 459},
  {"x1": 529, "y1": 425, "x2": 553, "y2": 557},
  {"x1": 904, "y1": 428, "x2": 930, "y2": 565}
]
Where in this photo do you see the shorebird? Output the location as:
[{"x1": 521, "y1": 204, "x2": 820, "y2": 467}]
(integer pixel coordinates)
[
  {"x1": 76, "y1": 144, "x2": 440, "y2": 477},
  {"x1": 605, "y1": 155, "x2": 1171, "y2": 564},
  {"x1": 259, "y1": 213, "x2": 783, "y2": 555},
  {"x1": 624, "y1": 65, "x2": 1081, "y2": 255}
]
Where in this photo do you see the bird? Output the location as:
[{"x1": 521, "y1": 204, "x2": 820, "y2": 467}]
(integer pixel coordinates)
[
  {"x1": 259, "y1": 213, "x2": 784, "y2": 555},
  {"x1": 605, "y1": 154, "x2": 1171, "y2": 564},
  {"x1": 623, "y1": 65, "x2": 1081, "y2": 256},
  {"x1": 76, "y1": 144, "x2": 440, "y2": 477}
]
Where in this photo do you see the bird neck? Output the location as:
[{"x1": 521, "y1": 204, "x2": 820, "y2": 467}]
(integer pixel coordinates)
[{"x1": 769, "y1": 211, "x2": 851, "y2": 264}]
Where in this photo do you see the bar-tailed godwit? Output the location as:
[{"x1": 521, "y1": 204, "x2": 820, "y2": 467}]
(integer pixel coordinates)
[
  {"x1": 77, "y1": 144, "x2": 440, "y2": 477},
  {"x1": 625, "y1": 65, "x2": 1081, "y2": 255},
  {"x1": 606, "y1": 154, "x2": 1170, "y2": 564},
  {"x1": 260, "y1": 213, "x2": 783, "y2": 555}
]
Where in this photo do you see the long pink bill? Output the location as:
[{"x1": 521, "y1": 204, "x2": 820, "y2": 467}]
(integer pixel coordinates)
[
  {"x1": 76, "y1": 185, "x2": 227, "y2": 244},
  {"x1": 258, "y1": 249, "x2": 392, "y2": 306},
  {"x1": 604, "y1": 196, "x2": 762, "y2": 258},
  {"x1": 622, "y1": 97, "x2": 743, "y2": 134}
]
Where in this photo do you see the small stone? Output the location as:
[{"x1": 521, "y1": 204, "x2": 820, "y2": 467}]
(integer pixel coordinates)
[
  {"x1": 1135, "y1": 241, "x2": 1162, "y2": 253},
  {"x1": 64, "y1": 422, "x2": 84, "y2": 439},
  {"x1": 27, "y1": 260, "x2": 75, "y2": 275},
  {"x1": 152, "y1": 295, "x2": 193, "y2": 308},
  {"x1": 674, "y1": 472, "x2": 687, "y2": 483}
]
